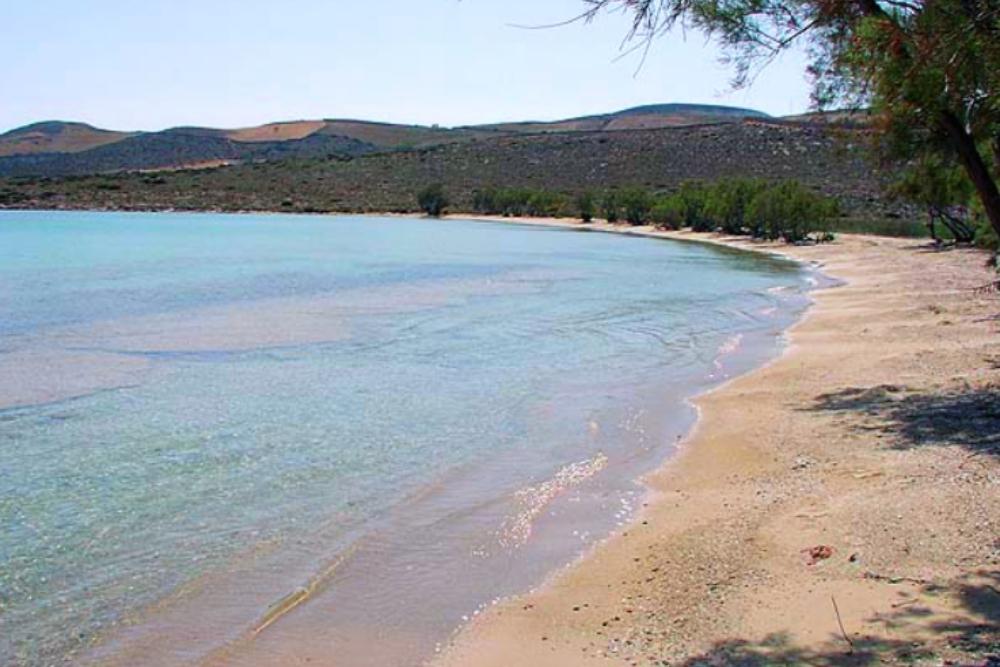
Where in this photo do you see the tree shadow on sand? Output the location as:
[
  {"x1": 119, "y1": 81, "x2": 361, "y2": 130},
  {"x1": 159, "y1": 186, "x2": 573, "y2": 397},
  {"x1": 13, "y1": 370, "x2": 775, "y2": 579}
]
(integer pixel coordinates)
[
  {"x1": 807, "y1": 384, "x2": 1000, "y2": 458},
  {"x1": 674, "y1": 571, "x2": 999, "y2": 666}
]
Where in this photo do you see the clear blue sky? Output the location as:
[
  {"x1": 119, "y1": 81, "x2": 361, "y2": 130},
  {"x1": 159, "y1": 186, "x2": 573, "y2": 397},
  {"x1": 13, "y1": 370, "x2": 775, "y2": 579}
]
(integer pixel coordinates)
[{"x1": 2, "y1": 0, "x2": 812, "y2": 133}]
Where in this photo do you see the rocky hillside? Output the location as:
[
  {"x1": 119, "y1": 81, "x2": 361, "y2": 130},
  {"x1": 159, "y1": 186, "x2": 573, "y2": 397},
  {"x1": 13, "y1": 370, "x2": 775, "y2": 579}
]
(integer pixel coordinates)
[
  {"x1": 0, "y1": 119, "x2": 902, "y2": 220},
  {"x1": 0, "y1": 104, "x2": 774, "y2": 177}
]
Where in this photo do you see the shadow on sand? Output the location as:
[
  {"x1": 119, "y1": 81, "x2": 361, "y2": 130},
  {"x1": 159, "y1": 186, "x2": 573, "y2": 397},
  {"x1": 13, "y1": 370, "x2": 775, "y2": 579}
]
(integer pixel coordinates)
[
  {"x1": 807, "y1": 383, "x2": 999, "y2": 458},
  {"x1": 675, "y1": 571, "x2": 999, "y2": 665}
]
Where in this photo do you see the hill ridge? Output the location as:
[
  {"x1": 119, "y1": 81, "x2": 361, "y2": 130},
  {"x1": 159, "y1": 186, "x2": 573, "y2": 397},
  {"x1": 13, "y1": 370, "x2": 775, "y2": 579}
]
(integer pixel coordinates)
[{"x1": 0, "y1": 103, "x2": 783, "y2": 175}]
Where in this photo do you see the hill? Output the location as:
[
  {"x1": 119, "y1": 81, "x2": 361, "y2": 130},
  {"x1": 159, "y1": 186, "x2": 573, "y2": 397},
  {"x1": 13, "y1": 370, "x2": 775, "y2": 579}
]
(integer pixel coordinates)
[
  {"x1": 0, "y1": 122, "x2": 136, "y2": 157},
  {"x1": 476, "y1": 104, "x2": 770, "y2": 134},
  {"x1": 0, "y1": 104, "x2": 775, "y2": 177},
  {"x1": 0, "y1": 119, "x2": 903, "y2": 221}
]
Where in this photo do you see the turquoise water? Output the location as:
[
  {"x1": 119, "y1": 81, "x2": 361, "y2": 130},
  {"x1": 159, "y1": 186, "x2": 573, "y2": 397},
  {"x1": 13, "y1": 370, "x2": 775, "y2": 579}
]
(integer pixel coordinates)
[{"x1": 0, "y1": 211, "x2": 811, "y2": 666}]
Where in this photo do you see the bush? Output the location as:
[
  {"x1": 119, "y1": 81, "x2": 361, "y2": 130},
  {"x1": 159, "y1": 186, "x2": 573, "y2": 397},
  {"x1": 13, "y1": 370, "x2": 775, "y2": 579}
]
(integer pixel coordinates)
[
  {"x1": 576, "y1": 191, "x2": 596, "y2": 222},
  {"x1": 472, "y1": 187, "x2": 566, "y2": 218},
  {"x1": 676, "y1": 182, "x2": 708, "y2": 230},
  {"x1": 526, "y1": 190, "x2": 565, "y2": 217},
  {"x1": 417, "y1": 183, "x2": 449, "y2": 217},
  {"x1": 825, "y1": 216, "x2": 928, "y2": 237},
  {"x1": 973, "y1": 205, "x2": 999, "y2": 253},
  {"x1": 619, "y1": 187, "x2": 654, "y2": 225},
  {"x1": 890, "y1": 156, "x2": 977, "y2": 243},
  {"x1": 602, "y1": 192, "x2": 620, "y2": 223},
  {"x1": 650, "y1": 195, "x2": 685, "y2": 230},
  {"x1": 701, "y1": 179, "x2": 767, "y2": 234},
  {"x1": 747, "y1": 181, "x2": 837, "y2": 243}
]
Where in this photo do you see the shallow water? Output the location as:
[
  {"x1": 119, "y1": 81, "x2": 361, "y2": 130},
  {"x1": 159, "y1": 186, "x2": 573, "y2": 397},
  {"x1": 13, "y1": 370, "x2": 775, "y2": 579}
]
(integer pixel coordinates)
[{"x1": 0, "y1": 211, "x2": 811, "y2": 666}]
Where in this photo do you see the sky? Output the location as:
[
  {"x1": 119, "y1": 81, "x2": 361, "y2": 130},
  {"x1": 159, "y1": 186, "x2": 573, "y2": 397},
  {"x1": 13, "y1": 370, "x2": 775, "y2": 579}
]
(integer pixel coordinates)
[{"x1": 1, "y1": 1, "x2": 813, "y2": 133}]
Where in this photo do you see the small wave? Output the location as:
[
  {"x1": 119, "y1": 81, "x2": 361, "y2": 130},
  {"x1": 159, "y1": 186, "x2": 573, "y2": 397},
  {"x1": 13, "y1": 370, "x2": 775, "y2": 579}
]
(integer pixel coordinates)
[
  {"x1": 489, "y1": 453, "x2": 609, "y2": 552},
  {"x1": 712, "y1": 333, "x2": 744, "y2": 375}
]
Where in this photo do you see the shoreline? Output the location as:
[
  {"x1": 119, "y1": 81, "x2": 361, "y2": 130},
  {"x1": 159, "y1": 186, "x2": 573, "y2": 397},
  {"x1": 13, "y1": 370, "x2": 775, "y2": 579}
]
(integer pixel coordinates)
[
  {"x1": 1, "y1": 209, "x2": 817, "y2": 667},
  {"x1": 3, "y1": 210, "x2": 996, "y2": 665},
  {"x1": 428, "y1": 219, "x2": 999, "y2": 665}
]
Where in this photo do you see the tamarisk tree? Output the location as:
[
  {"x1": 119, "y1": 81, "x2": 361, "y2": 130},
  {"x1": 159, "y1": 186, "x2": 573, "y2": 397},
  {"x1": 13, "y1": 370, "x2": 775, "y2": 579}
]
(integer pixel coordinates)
[{"x1": 578, "y1": 0, "x2": 1000, "y2": 239}]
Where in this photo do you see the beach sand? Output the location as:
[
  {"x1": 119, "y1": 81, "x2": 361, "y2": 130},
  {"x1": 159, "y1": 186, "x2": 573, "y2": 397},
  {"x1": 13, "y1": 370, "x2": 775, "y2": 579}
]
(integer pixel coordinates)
[{"x1": 432, "y1": 220, "x2": 999, "y2": 666}]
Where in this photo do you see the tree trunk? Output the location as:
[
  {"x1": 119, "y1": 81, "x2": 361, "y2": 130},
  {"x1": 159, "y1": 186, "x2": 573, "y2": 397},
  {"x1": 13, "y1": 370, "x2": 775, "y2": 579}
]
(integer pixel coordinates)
[
  {"x1": 926, "y1": 207, "x2": 938, "y2": 242},
  {"x1": 939, "y1": 110, "x2": 1000, "y2": 238},
  {"x1": 993, "y1": 134, "x2": 1000, "y2": 178}
]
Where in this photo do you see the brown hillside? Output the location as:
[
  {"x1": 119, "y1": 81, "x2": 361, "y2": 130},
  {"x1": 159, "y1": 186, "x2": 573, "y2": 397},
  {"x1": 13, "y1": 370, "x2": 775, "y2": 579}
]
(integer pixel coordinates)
[
  {"x1": 1, "y1": 120, "x2": 901, "y2": 222},
  {"x1": 226, "y1": 120, "x2": 326, "y2": 142},
  {"x1": 0, "y1": 122, "x2": 133, "y2": 157}
]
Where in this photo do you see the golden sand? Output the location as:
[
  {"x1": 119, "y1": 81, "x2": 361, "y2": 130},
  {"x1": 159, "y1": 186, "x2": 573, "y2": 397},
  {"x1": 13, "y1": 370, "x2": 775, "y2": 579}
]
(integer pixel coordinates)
[{"x1": 432, "y1": 220, "x2": 999, "y2": 666}]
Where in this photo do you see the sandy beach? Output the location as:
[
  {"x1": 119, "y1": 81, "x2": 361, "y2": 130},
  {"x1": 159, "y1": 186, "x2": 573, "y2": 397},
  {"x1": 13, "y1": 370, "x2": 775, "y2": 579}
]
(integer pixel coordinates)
[{"x1": 432, "y1": 218, "x2": 999, "y2": 666}]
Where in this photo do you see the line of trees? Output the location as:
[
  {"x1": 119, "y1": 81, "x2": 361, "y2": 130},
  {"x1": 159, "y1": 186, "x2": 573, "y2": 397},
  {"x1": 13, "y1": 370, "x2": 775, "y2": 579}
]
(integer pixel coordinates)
[
  {"x1": 419, "y1": 179, "x2": 841, "y2": 243},
  {"x1": 578, "y1": 0, "x2": 1000, "y2": 256},
  {"x1": 597, "y1": 179, "x2": 839, "y2": 243}
]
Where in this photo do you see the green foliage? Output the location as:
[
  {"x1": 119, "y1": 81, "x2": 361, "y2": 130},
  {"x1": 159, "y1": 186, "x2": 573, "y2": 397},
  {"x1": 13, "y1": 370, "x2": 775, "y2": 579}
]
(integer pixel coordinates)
[
  {"x1": 587, "y1": 0, "x2": 1000, "y2": 239},
  {"x1": 975, "y1": 216, "x2": 999, "y2": 252},
  {"x1": 701, "y1": 178, "x2": 768, "y2": 234},
  {"x1": 746, "y1": 180, "x2": 838, "y2": 243},
  {"x1": 417, "y1": 183, "x2": 448, "y2": 217},
  {"x1": 677, "y1": 181, "x2": 708, "y2": 230},
  {"x1": 890, "y1": 155, "x2": 977, "y2": 242},
  {"x1": 470, "y1": 179, "x2": 840, "y2": 242},
  {"x1": 601, "y1": 191, "x2": 620, "y2": 223},
  {"x1": 825, "y1": 217, "x2": 928, "y2": 238},
  {"x1": 650, "y1": 195, "x2": 685, "y2": 230},
  {"x1": 472, "y1": 187, "x2": 568, "y2": 217},
  {"x1": 972, "y1": 199, "x2": 999, "y2": 253},
  {"x1": 576, "y1": 191, "x2": 596, "y2": 222},
  {"x1": 618, "y1": 187, "x2": 654, "y2": 225}
]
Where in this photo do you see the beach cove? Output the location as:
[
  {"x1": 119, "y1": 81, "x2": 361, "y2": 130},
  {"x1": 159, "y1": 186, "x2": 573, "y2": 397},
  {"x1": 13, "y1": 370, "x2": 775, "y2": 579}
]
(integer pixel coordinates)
[
  {"x1": 1, "y1": 211, "x2": 817, "y2": 666},
  {"x1": 433, "y1": 221, "x2": 1000, "y2": 666}
]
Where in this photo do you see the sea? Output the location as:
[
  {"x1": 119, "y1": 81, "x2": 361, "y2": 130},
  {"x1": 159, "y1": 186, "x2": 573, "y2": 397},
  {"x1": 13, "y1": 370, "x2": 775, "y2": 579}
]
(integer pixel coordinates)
[{"x1": 0, "y1": 210, "x2": 814, "y2": 666}]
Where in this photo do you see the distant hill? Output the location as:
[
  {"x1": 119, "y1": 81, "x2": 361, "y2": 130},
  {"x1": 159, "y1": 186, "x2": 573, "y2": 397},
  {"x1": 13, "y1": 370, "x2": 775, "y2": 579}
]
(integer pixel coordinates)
[
  {"x1": 471, "y1": 103, "x2": 769, "y2": 134},
  {"x1": 0, "y1": 128, "x2": 379, "y2": 176},
  {"x1": 0, "y1": 103, "x2": 779, "y2": 177},
  {"x1": 0, "y1": 118, "x2": 904, "y2": 222},
  {"x1": 0, "y1": 122, "x2": 136, "y2": 157}
]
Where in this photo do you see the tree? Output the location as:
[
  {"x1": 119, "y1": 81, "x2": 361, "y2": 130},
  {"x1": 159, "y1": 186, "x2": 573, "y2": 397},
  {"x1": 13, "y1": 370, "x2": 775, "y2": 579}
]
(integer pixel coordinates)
[
  {"x1": 747, "y1": 180, "x2": 839, "y2": 242},
  {"x1": 701, "y1": 179, "x2": 766, "y2": 234},
  {"x1": 650, "y1": 195, "x2": 685, "y2": 229},
  {"x1": 602, "y1": 191, "x2": 621, "y2": 223},
  {"x1": 619, "y1": 187, "x2": 654, "y2": 225},
  {"x1": 578, "y1": 0, "x2": 1000, "y2": 240},
  {"x1": 576, "y1": 191, "x2": 596, "y2": 222},
  {"x1": 890, "y1": 155, "x2": 977, "y2": 242},
  {"x1": 417, "y1": 183, "x2": 448, "y2": 217}
]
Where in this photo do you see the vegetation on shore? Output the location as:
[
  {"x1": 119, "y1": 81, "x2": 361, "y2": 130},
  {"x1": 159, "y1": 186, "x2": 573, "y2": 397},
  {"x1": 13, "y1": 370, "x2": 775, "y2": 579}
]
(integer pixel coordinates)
[
  {"x1": 584, "y1": 0, "x2": 1000, "y2": 246},
  {"x1": 417, "y1": 183, "x2": 449, "y2": 217},
  {"x1": 440, "y1": 178, "x2": 839, "y2": 244}
]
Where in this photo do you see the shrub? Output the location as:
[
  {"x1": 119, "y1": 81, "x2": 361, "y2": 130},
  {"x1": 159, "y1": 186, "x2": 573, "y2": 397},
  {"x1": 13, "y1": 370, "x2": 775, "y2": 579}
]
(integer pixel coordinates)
[
  {"x1": 602, "y1": 192, "x2": 620, "y2": 223},
  {"x1": 701, "y1": 179, "x2": 767, "y2": 234},
  {"x1": 417, "y1": 183, "x2": 449, "y2": 217},
  {"x1": 526, "y1": 190, "x2": 565, "y2": 217},
  {"x1": 677, "y1": 181, "x2": 709, "y2": 230},
  {"x1": 619, "y1": 187, "x2": 654, "y2": 225},
  {"x1": 972, "y1": 201, "x2": 999, "y2": 253},
  {"x1": 472, "y1": 188, "x2": 499, "y2": 214},
  {"x1": 650, "y1": 195, "x2": 685, "y2": 230},
  {"x1": 747, "y1": 181, "x2": 838, "y2": 243},
  {"x1": 576, "y1": 191, "x2": 596, "y2": 222},
  {"x1": 890, "y1": 156, "x2": 977, "y2": 243}
]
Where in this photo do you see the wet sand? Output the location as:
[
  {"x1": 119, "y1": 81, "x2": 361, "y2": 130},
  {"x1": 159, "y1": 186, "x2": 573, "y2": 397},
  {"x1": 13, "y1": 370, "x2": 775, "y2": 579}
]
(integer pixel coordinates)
[{"x1": 433, "y1": 220, "x2": 1000, "y2": 666}]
